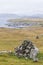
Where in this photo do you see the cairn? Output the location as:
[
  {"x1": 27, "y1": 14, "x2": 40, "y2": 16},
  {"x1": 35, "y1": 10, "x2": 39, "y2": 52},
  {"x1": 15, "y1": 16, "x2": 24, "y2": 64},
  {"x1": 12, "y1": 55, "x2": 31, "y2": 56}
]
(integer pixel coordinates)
[
  {"x1": 15, "y1": 40, "x2": 34, "y2": 58},
  {"x1": 15, "y1": 40, "x2": 39, "y2": 62}
]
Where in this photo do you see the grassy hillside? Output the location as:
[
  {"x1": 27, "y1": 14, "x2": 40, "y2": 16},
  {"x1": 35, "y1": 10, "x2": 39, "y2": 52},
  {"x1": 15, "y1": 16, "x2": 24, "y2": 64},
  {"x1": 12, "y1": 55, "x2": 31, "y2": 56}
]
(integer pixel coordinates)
[
  {"x1": 0, "y1": 27, "x2": 43, "y2": 65},
  {"x1": 0, "y1": 27, "x2": 43, "y2": 51}
]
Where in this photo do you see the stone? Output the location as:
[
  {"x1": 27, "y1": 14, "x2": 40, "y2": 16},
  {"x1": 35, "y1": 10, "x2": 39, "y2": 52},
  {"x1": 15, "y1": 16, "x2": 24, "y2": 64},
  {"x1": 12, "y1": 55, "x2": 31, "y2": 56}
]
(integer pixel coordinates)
[
  {"x1": 36, "y1": 36, "x2": 39, "y2": 39},
  {"x1": 14, "y1": 40, "x2": 39, "y2": 61}
]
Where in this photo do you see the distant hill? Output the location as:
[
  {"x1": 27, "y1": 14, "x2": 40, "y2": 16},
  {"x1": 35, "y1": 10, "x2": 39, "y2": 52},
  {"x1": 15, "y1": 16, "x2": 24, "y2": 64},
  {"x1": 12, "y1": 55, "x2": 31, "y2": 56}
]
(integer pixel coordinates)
[
  {"x1": 30, "y1": 14, "x2": 43, "y2": 18},
  {"x1": 0, "y1": 14, "x2": 43, "y2": 19},
  {"x1": 21, "y1": 14, "x2": 43, "y2": 18},
  {"x1": 0, "y1": 14, "x2": 20, "y2": 19}
]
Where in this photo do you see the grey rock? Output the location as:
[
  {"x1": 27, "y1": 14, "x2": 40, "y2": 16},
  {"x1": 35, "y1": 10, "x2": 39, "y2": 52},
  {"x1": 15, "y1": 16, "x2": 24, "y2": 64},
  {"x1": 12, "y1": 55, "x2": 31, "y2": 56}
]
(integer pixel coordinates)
[{"x1": 14, "y1": 40, "x2": 39, "y2": 61}]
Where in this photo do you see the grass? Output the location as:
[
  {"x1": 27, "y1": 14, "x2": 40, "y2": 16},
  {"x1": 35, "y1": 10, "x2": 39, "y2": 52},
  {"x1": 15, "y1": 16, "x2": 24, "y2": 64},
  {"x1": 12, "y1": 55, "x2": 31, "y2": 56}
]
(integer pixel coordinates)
[
  {"x1": 0, "y1": 26, "x2": 43, "y2": 65},
  {"x1": 0, "y1": 27, "x2": 43, "y2": 51},
  {"x1": 0, "y1": 52, "x2": 43, "y2": 65}
]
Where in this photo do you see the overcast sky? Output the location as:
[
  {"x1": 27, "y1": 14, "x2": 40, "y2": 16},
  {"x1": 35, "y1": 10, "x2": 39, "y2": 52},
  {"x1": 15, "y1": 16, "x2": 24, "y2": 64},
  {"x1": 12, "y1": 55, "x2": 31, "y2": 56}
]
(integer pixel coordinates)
[{"x1": 0, "y1": 0, "x2": 43, "y2": 15}]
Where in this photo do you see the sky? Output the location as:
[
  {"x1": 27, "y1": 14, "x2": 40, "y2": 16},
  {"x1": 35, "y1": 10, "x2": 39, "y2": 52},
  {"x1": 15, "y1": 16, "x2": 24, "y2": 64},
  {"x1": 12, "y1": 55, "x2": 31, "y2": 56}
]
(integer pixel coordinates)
[{"x1": 0, "y1": 0, "x2": 43, "y2": 15}]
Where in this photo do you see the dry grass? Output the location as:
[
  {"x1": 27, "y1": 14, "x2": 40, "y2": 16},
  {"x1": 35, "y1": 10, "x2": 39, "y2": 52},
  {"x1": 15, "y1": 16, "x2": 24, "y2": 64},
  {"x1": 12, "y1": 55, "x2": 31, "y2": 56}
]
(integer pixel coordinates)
[
  {"x1": 0, "y1": 27, "x2": 43, "y2": 52},
  {"x1": 0, "y1": 26, "x2": 43, "y2": 65}
]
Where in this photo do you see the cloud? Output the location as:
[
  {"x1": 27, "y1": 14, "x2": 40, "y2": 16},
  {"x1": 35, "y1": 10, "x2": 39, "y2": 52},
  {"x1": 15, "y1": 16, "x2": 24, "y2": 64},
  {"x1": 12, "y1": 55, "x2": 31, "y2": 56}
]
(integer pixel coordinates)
[{"x1": 0, "y1": 0, "x2": 43, "y2": 15}]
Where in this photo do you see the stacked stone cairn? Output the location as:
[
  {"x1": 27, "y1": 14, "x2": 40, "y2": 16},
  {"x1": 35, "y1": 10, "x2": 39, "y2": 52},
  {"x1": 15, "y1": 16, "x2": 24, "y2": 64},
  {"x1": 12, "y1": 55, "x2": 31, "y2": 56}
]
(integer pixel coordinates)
[{"x1": 15, "y1": 40, "x2": 35, "y2": 59}]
